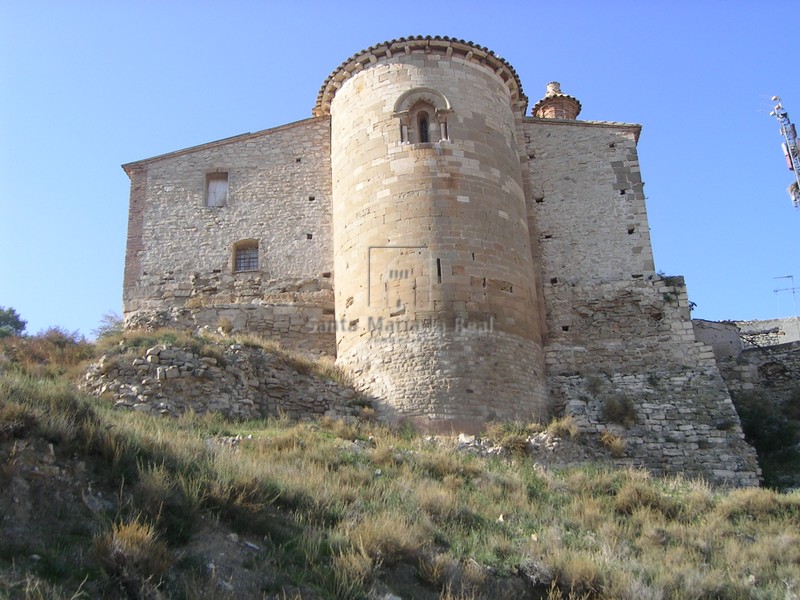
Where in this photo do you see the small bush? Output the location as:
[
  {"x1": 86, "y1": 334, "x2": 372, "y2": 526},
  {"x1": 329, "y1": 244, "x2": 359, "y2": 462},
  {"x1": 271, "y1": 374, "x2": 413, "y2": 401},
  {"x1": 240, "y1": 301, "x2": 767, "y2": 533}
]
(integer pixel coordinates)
[
  {"x1": 93, "y1": 519, "x2": 172, "y2": 593},
  {"x1": 601, "y1": 395, "x2": 637, "y2": 427},
  {"x1": 92, "y1": 311, "x2": 124, "y2": 339},
  {"x1": 0, "y1": 328, "x2": 94, "y2": 379},
  {"x1": 216, "y1": 317, "x2": 234, "y2": 334}
]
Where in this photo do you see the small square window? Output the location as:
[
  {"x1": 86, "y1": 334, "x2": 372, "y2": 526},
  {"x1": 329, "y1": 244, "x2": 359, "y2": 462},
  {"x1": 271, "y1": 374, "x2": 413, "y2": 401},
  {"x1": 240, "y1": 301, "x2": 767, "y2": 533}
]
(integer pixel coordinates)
[
  {"x1": 234, "y1": 245, "x2": 258, "y2": 272},
  {"x1": 206, "y1": 172, "x2": 228, "y2": 207}
]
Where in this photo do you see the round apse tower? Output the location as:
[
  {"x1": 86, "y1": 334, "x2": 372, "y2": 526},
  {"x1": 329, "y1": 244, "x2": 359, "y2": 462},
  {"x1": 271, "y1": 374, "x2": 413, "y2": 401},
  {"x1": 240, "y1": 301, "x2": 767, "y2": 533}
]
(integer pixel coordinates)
[{"x1": 315, "y1": 37, "x2": 547, "y2": 431}]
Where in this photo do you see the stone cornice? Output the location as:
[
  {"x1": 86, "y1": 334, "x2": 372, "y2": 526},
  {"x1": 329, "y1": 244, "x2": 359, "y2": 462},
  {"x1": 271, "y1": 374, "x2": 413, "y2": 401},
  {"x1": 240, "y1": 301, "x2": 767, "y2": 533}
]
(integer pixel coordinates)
[
  {"x1": 313, "y1": 36, "x2": 527, "y2": 117},
  {"x1": 523, "y1": 117, "x2": 642, "y2": 143}
]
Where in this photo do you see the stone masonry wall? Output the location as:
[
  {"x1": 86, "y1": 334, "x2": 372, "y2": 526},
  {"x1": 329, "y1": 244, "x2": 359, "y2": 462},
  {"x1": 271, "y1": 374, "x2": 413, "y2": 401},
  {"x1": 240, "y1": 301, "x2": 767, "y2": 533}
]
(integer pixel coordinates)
[
  {"x1": 122, "y1": 117, "x2": 334, "y2": 353},
  {"x1": 336, "y1": 327, "x2": 547, "y2": 433},
  {"x1": 541, "y1": 274, "x2": 759, "y2": 484},
  {"x1": 82, "y1": 343, "x2": 363, "y2": 421},
  {"x1": 326, "y1": 41, "x2": 547, "y2": 428},
  {"x1": 694, "y1": 318, "x2": 800, "y2": 406},
  {"x1": 524, "y1": 119, "x2": 655, "y2": 286}
]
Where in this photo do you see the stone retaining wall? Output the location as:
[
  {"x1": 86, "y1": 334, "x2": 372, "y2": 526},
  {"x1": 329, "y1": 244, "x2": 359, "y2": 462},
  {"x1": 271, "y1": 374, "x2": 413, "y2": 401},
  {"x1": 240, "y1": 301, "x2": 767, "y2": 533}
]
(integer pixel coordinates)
[{"x1": 82, "y1": 343, "x2": 363, "y2": 421}]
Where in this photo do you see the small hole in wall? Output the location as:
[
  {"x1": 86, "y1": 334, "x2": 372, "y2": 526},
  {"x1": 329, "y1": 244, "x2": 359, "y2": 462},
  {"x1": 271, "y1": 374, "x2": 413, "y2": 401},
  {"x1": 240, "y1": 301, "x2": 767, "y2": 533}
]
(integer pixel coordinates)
[
  {"x1": 608, "y1": 142, "x2": 616, "y2": 148},
  {"x1": 620, "y1": 189, "x2": 627, "y2": 195},
  {"x1": 309, "y1": 196, "x2": 315, "y2": 201},
  {"x1": 562, "y1": 325, "x2": 570, "y2": 332},
  {"x1": 543, "y1": 234, "x2": 552, "y2": 239},
  {"x1": 323, "y1": 308, "x2": 335, "y2": 315},
  {"x1": 628, "y1": 227, "x2": 635, "y2": 234},
  {"x1": 534, "y1": 195, "x2": 545, "y2": 203},
  {"x1": 296, "y1": 157, "x2": 302, "y2": 163},
  {"x1": 550, "y1": 277, "x2": 558, "y2": 284},
  {"x1": 306, "y1": 233, "x2": 313, "y2": 240},
  {"x1": 471, "y1": 252, "x2": 475, "y2": 261},
  {"x1": 482, "y1": 277, "x2": 487, "y2": 288},
  {"x1": 322, "y1": 271, "x2": 332, "y2": 278}
]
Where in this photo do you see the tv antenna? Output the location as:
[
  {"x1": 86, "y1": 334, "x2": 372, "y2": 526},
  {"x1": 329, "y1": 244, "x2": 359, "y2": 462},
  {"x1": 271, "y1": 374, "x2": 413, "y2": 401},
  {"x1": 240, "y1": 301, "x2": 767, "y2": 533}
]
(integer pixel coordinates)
[
  {"x1": 774, "y1": 275, "x2": 800, "y2": 338},
  {"x1": 769, "y1": 97, "x2": 800, "y2": 208}
]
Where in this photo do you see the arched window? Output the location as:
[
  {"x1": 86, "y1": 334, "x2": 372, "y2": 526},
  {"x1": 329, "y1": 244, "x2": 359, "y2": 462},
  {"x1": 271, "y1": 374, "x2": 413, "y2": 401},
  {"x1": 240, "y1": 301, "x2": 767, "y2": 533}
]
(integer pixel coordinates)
[
  {"x1": 418, "y1": 111, "x2": 430, "y2": 143},
  {"x1": 394, "y1": 88, "x2": 452, "y2": 144}
]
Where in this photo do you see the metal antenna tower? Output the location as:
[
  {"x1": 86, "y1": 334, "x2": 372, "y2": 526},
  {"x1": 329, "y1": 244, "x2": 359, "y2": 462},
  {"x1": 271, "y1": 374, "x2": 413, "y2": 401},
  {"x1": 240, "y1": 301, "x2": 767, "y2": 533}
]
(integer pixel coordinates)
[{"x1": 770, "y1": 97, "x2": 800, "y2": 208}]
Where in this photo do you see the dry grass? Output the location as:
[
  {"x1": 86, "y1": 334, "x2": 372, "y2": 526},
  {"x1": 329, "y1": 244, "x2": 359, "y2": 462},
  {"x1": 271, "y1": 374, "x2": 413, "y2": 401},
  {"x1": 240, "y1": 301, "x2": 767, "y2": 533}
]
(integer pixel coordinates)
[
  {"x1": 547, "y1": 415, "x2": 578, "y2": 438},
  {"x1": 3, "y1": 328, "x2": 800, "y2": 599},
  {"x1": 93, "y1": 519, "x2": 172, "y2": 594},
  {"x1": 599, "y1": 430, "x2": 626, "y2": 457}
]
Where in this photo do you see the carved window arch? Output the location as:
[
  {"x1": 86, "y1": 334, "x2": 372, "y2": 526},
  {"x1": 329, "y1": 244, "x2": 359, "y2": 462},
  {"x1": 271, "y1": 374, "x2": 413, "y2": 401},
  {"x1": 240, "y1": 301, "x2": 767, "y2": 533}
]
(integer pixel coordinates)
[{"x1": 394, "y1": 88, "x2": 452, "y2": 144}]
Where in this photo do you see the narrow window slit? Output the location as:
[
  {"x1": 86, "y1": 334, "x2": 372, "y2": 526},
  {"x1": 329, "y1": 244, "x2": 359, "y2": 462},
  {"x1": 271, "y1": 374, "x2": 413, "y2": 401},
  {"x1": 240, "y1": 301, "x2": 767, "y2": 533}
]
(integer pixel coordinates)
[
  {"x1": 436, "y1": 258, "x2": 442, "y2": 284},
  {"x1": 419, "y1": 112, "x2": 430, "y2": 143}
]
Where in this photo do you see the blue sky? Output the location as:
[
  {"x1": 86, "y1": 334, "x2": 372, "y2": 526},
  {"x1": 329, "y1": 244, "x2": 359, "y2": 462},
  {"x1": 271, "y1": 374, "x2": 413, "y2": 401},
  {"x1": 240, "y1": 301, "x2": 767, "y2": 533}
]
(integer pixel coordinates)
[{"x1": 1, "y1": 0, "x2": 798, "y2": 337}]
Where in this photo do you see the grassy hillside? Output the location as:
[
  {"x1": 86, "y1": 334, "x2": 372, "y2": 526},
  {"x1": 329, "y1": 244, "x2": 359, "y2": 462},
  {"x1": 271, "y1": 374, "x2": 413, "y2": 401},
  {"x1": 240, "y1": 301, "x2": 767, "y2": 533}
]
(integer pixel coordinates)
[{"x1": 1, "y1": 330, "x2": 799, "y2": 599}]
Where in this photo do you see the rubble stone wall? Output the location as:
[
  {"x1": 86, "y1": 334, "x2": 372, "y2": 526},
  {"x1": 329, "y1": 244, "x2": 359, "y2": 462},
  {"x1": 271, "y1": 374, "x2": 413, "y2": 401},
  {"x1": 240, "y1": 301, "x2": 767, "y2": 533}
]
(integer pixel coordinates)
[
  {"x1": 543, "y1": 279, "x2": 760, "y2": 486},
  {"x1": 122, "y1": 117, "x2": 334, "y2": 352},
  {"x1": 82, "y1": 343, "x2": 361, "y2": 421}
]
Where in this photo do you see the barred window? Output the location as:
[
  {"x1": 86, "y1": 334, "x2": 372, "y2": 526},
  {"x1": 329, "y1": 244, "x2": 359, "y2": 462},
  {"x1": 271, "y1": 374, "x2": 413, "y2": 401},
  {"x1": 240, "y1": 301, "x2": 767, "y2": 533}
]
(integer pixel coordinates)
[{"x1": 233, "y1": 241, "x2": 259, "y2": 272}]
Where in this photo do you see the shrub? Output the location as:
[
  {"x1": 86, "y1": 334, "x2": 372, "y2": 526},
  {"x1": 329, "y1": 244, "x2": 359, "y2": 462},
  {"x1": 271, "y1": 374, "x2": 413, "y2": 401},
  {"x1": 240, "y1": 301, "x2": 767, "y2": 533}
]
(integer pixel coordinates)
[
  {"x1": 0, "y1": 306, "x2": 26, "y2": 338},
  {"x1": 93, "y1": 519, "x2": 172, "y2": 594},
  {"x1": 92, "y1": 311, "x2": 124, "y2": 339},
  {"x1": 733, "y1": 389, "x2": 800, "y2": 489},
  {"x1": 601, "y1": 395, "x2": 637, "y2": 427},
  {"x1": 0, "y1": 327, "x2": 94, "y2": 379}
]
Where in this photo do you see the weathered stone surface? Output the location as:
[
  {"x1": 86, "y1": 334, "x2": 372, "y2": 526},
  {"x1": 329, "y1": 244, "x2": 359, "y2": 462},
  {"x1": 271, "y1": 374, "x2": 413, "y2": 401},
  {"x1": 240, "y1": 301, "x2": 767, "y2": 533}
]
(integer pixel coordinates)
[
  {"x1": 82, "y1": 345, "x2": 365, "y2": 422},
  {"x1": 117, "y1": 36, "x2": 762, "y2": 485}
]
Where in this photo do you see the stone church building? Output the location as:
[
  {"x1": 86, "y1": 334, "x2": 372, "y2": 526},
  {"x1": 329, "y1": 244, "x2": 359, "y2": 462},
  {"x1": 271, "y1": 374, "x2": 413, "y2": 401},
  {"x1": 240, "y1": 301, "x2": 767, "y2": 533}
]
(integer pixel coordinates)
[{"x1": 122, "y1": 36, "x2": 759, "y2": 485}]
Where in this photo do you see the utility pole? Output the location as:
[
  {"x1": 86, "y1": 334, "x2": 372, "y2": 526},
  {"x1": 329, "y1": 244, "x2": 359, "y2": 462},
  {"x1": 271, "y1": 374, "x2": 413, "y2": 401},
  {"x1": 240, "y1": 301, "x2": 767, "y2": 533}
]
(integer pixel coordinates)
[{"x1": 770, "y1": 97, "x2": 800, "y2": 208}]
